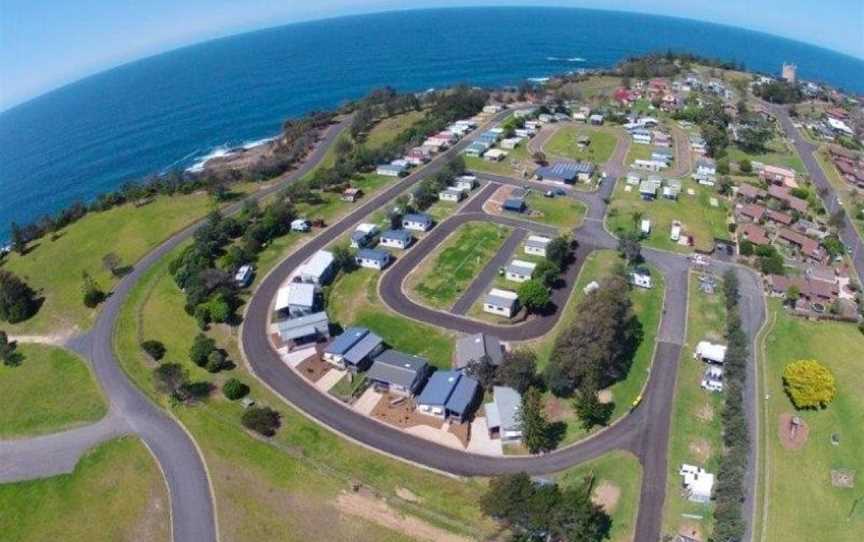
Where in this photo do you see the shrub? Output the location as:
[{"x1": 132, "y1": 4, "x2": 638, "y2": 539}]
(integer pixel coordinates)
[
  {"x1": 81, "y1": 272, "x2": 105, "y2": 308},
  {"x1": 180, "y1": 381, "x2": 212, "y2": 401},
  {"x1": 223, "y1": 378, "x2": 250, "y2": 400},
  {"x1": 242, "y1": 406, "x2": 281, "y2": 436},
  {"x1": 140, "y1": 340, "x2": 166, "y2": 361},
  {"x1": 205, "y1": 350, "x2": 228, "y2": 373},
  {"x1": 0, "y1": 270, "x2": 38, "y2": 323},
  {"x1": 190, "y1": 333, "x2": 216, "y2": 367},
  {"x1": 153, "y1": 363, "x2": 188, "y2": 398},
  {"x1": 782, "y1": 359, "x2": 836, "y2": 409}
]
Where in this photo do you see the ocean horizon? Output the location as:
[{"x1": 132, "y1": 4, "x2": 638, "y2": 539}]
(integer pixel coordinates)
[{"x1": 2, "y1": 6, "x2": 863, "y2": 239}]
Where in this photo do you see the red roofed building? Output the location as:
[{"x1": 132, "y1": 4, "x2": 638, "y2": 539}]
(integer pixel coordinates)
[
  {"x1": 736, "y1": 183, "x2": 767, "y2": 201},
  {"x1": 739, "y1": 223, "x2": 770, "y2": 246},
  {"x1": 768, "y1": 185, "x2": 808, "y2": 213},
  {"x1": 777, "y1": 228, "x2": 826, "y2": 263},
  {"x1": 765, "y1": 209, "x2": 794, "y2": 226},
  {"x1": 759, "y1": 165, "x2": 798, "y2": 188},
  {"x1": 614, "y1": 87, "x2": 636, "y2": 105},
  {"x1": 738, "y1": 203, "x2": 767, "y2": 222}
]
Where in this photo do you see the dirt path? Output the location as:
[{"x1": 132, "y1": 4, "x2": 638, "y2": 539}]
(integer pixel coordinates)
[{"x1": 336, "y1": 492, "x2": 472, "y2": 542}]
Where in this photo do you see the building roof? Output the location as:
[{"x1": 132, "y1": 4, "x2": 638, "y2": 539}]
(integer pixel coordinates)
[
  {"x1": 486, "y1": 386, "x2": 522, "y2": 433},
  {"x1": 357, "y1": 248, "x2": 389, "y2": 263},
  {"x1": 536, "y1": 160, "x2": 594, "y2": 181},
  {"x1": 301, "y1": 250, "x2": 334, "y2": 279},
  {"x1": 455, "y1": 333, "x2": 504, "y2": 369},
  {"x1": 344, "y1": 331, "x2": 384, "y2": 365},
  {"x1": 696, "y1": 341, "x2": 727, "y2": 363},
  {"x1": 778, "y1": 228, "x2": 821, "y2": 257},
  {"x1": 381, "y1": 229, "x2": 412, "y2": 244},
  {"x1": 447, "y1": 374, "x2": 480, "y2": 416},
  {"x1": 503, "y1": 197, "x2": 526, "y2": 211},
  {"x1": 486, "y1": 289, "x2": 519, "y2": 310},
  {"x1": 367, "y1": 350, "x2": 429, "y2": 389},
  {"x1": 325, "y1": 327, "x2": 370, "y2": 356},
  {"x1": 274, "y1": 282, "x2": 316, "y2": 311},
  {"x1": 765, "y1": 209, "x2": 793, "y2": 225},
  {"x1": 418, "y1": 370, "x2": 462, "y2": 406},
  {"x1": 739, "y1": 203, "x2": 766, "y2": 221},
  {"x1": 739, "y1": 223, "x2": 769, "y2": 245},
  {"x1": 507, "y1": 259, "x2": 537, "y2": 275},
  {"x1": 403, "y1": 213, "x2": 432, "y2": 225},
  {"x1": 525, "y1": 235, "x2": 551, "y2": 250},
  {"x1": 277, "y1": 311, "x2": 329, "y2": 341}
]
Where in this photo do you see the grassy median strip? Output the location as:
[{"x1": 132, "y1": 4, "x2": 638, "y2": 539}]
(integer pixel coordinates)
[
  {"x1": 409, "y1": 222, "x2": 512, "y2": 310},
  {"x1": 759, "y1": 300, "x2": 864, "y2": 542},
  {"x1": 0, "y1": 343, "x2": 108, "y2": 438},
  {"x1": 661, "y1": 272, "x2": 726, "y2": 538},
  {"x1": 0, "y1": 436, "x2": 170, "y2": 542}
]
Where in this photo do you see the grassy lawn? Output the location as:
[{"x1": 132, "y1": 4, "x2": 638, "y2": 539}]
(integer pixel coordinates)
[
  {"x1": 114, "y1": 245, "x2": 497, "y2": 540},
  {"x1": 364, "y1": 110, "x2": 426, "y2": 149},
  {"x1": 625, "y1": 141, "x2": 657, "y2": 166},
  {"x1": 544, "y1": 125, "x2": 618, "y2": 164},
  {"x1": 554, "y1": 451, "x2": 643, "y2": 542},
  {"x1": 408, "y1": 222, "x2": 512, "y2": 310},
  {"x1": 327, "y1": 268, "x2": 455, "y2": 368},
  {"x1": 661, "y1": 272, "x2": 726, "y2": 539},
  {"x1": 607, "y1": 178, "x2": 730, "y2": 253},
  {"x1": 464, "y1": 143, "x2": 531, "y2": 178},
  {"x1": 726, "y1": 136, "x2": 805, "y2": 174},
  {"x1": 0, "y1": 344, "x2": 107, "y2": 438},
  {"x1": 525, "y1": 192, "x2": 587, "y2": 232},
  {"x1": 518, "y1": 250, "x2": 665, "y2": 445},
  {"x1": 0, "y1": 190, "x2": 232, "y2": 335},
  {"x1": 759, "y1": 300, "x2": 864, "y2": 542},
  {"x1": 0, "y1": 436, "x2": 169, "y2": 542}
]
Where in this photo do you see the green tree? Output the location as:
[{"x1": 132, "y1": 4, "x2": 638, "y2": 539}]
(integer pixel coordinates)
[
  {"x1": 332, "y1": 243, "x2": 357, "y2": 273},
  {"x1": 9, "y1": 222, "x2": 26, "y2": 255},
  {"x1": 102, "y1": 252, "x2": 123, "y2": 276},
  {"x1": 153, "y1": 363, "x2": 188, "y2": 398},
  {"x1": 189, "y1": 333, "x2": 216, "y2": 367},
  {"x1": 517, "y1": 280, "x2": 551, "y2": 315},
  {"x1": 782, "y1": 360, "x2": 836, "y2": 409},
  {"x1": 573, "y1": 376, "x2": 613, "y2": 430},
  {"x1": 0, "y1": 270, "x2": 38, "y2": 323},
  {"x1": 223, "y1": 378, "x2": 250, "y2": 400},
  {"x1": 242, "y1": 406, "x2": 281, "y2": 437},
  {"x1": 738, "y1": 158, "x2": 753, "y2": 174},
  {"x1": 205, "y1": 350, "x2": 228, "y2": 373},
  {"x1": 496, "y1": 349, "x2": 537, "y2": 393},
  {"x1": 532, "y1": 259, "x2": 561, "y2": 288},
  {"x1": 738, "y1": 239, "x2": 754, "y2": 256},
  {"x1": 465, "y1": 356, "x2": 498, "y2": 392},
  {"x1": 0, "y1": 330, "x2": 22, "y2": 367},
  {"x1": 81, "y1": 271, "x2": 105, "y2": 308},
  {"x1": 518, "y1": 388, "x2": 554, "y2": 453},
  {"x1": 140, "y1": 340, "x2": 166, "y2": 361},
  {"x1": 545, "y1": 236, "x2": 572, "y2": 269}
]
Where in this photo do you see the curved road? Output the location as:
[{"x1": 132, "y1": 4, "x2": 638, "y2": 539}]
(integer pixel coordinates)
[{"x1": 0, "y1": 117, "x2": 353, "y2": 542}]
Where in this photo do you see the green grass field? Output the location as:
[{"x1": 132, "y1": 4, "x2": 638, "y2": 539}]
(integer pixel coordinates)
[
  {"x1": 525, "y1": 192, "x2": 587, "y2": 232},
  {"x1": 517, "y1": 250, "x2": 665, "y2": 445},
  {"x1": 327, "y1": 268, "x2": 456, "y2": 368},
  {"x1": 0, "y1": 344, "x2": 107, "y2": 438},
  {"x1": 544, "y1": 125, "x2": 618, "y2": 164},
  {"x1": 661, "y1": 272, "x2": 726, "y2": 539},
  {"x1": 555, "y1": 451, "x2": 643, "y2": 542},
  {"x1": 409, "y1": 222, "x2": 512, "y2": 309},
  {"x1": 114, "y1": 248, "x2": 495, "y2": 540},
  {"x1": 625, "y1": 141, "x2": 656, "y2": 166},
  {"x1": 726, "y1": 136, "x2": 805, "y2": 174},
  {"x1": 0, "y1": 437, "x2": 169, "y2": 542},
  {"x1": 464, "y1": 143, "x2": 531, "y2": 177},
  {"x1": 759, "y1": 301, "x2": 864, "y2": 542},
  {"x1": 607, "y1": 178, "x2": 729, "y2": 253},
  {"x1": 364, "y1": 110, "x2": 426, "y2": 149},
  {"x1": 0, "y1": 190, "x2": 231, "y2": 335}
]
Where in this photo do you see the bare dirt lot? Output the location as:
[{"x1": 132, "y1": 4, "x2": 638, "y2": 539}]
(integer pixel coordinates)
[
  {"x1": 778, "y1": 412, "x2": 810, "y2": 450},
  {"x1": 296, "y1": 355, "x2": 332, "y2": 383},
  {"x1": 370, "y1": 393, "x2": 443, "y2": 430}
]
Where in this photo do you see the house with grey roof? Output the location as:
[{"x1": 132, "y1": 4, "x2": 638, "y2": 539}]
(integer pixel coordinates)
[
  {"x1": 355, "y1": 248, "x2": 391, "y2": 270},
  {"x1": 506, "y1": 259, "x2": 537, "y2": 282},
  {"x1": 454, "y1": 333, "x2": 504, "y2": 370},
  {"x1": 485, "y1": 386, "x2": 523, "y2": 441},
  {"x1": 273, "y1": 282, "x2": 318, "y2": 318},
  {"x1": 366, "y1": 350, "x2": 430, "y2": 396},
  {"x1": 483, "y1": 288, "x2": 519, "y2": 318},
  {"x1": 276, "y1": 311, "x2": 330, "y2": 350},
  {"x1": 416, "y1": 370, "x2": 480, "y2": 422},
  {"x1": 323, "y1": 327, "x2": 384, "y2": 371},
  {"x1": 402, "y1": 213, "x2": 433, "y2": 232},
  {"x1": 524, "y1": 235, "x2": 551, "y2": 257},
  {"x1": 299, "y1": 250, "x2": 335, "y2": 285}
]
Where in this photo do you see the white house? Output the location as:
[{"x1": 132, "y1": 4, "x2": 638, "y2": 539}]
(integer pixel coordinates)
[
  {"x1": 500, "y1": 137, "x2": 523, "y2": 150},
  {"x1": 402, "y1": 213, "x2": 433, "y2": 232},
  {"x1": 626, "y1": 171, "x2": 642, "y2": 185},
  {"x1": 506, "y1": 260, "x2": 536, "y2": 282},
  {"x1": 379, "y1": 229, "x2": 413, "y2": 249},
  {"x1": 634, "y1": 159, "x2": 666, "y2": 172},
  {"x1": 680, "y1": 464, "x2": 715, "y2": 503},
  {"x1": 350, "y1": 223, "x2": 379, "y2": 248},
  {"x1": 696, "y1": 158, "x2": 717, "y2": 177},
  {"x1": 695, "y1": 341, "x2": 727, "y2": 364},
  {"x1": 670, "y1": 221, "x2": 682, "y2": 242},
  {"x1": 439, "y1": 188, "x2": 465, "y2": 202},
  {"x1": 641, "y1": 219, "x2": 652, "y2": 235},
  {"x1": 376, "y1": 163, "x2": 407, "y2": 177},
  {"x1": 274, "y1": 282, "x2": 317, "y2": 317},
  {"x1": 483, "y1": 149, "x2": 508, "y2": 161},
  {"x1": 355, "y1": 249, "x2": 391, "y2": 270},
  {"x1": 630, "y1": 270, "x2": 652, "y2": 289},
  {"x1": 299, "y1": 250, "x2": 335, "y2": 285},
  {"x1": 454, "y1": 175, "x2": 477, "y2": 192},
  {"x1": 483, "y1": 289, "x2": 519, "y2": 318},
  {"x1": 485, "y1": 386, "x2": 523, "y2": 441},
  {"x1": 632, "y1": 131, "x2": 653, "y2": 145},
  {"x1": 524, "y1": 235, "x2": 552, "y2": 257}
]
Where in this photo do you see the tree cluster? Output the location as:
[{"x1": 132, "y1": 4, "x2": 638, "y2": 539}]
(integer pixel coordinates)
[
  {"x1": 481, "y1": 472, "x2": 610, "y2": 542},
  {"x1": 753, "y1": 80, "x2": 803, "y2": 104},
  {"x1": 711, "y1": 271, "x2": 753, "y2": 542},
  {"x1": 411, "y1": 157, "x2": 467, "y2": 210},
  {"x1": 465, "y1": 349, "x2": 539, "y2": 394},
  {"x1": 545, "y1": 273, "x2": 641, "y2": 399}
]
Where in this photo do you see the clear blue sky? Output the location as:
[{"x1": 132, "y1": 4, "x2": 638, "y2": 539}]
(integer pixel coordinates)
[{"x1": 2, "y1": 0, "x2": 862, "y2": 111}]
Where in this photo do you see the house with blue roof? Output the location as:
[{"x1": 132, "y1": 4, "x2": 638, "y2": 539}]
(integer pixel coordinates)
[
  {"x1": 402, "y1": 213, "x2": 433, "y2": 232},
  {"x1": 323, "y1": 327, "x2": 384, "y2": 371},
  {"x1": 416, "y1": 370, "x2": 480, "y2": 421},
  {"x1": 355, "y1": 248, "x2": 391, "y2": 270},
  {"x1": 379, "y1": 229, "x2": 413, "y2": 250}
]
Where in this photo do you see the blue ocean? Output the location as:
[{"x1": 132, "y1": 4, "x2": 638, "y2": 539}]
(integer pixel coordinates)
[{"x1": 2, "y1": 7, "x2": 863, "y2": 237}]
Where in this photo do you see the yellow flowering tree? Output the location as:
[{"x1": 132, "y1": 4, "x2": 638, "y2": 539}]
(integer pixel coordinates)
[{"x1": 782, "y1": 359, "x2": 836, "y2": 409}]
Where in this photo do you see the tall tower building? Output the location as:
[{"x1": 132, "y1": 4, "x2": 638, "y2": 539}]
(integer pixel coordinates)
[{"x1": 782, "y1": 63, "x2": 797, "y2": 84}]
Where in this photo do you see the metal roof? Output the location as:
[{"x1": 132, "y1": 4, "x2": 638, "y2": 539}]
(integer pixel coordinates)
[
  {"x1": 343, "y1": 331, "x2": 383, "y2": 365},
  {"x1": 274, "y1": 282, "x2": 316, "y2": 311},
  {"x1": 357, "y1": 248, "x2": 389, "y2": 263},
  {"x1": 380, "y1": 229, "x2": 412, "y2": 243},
  {"x1": 403, "y1": 213, "x2": 432, "y2": 226},
  {"x1": 455, "y1": 333, "x2": 504, "y2": 368},
  {"x1": 447, "y1": 375, "x2": 479, "y2": 416},
  {"x1": 535, "y1": 160, "x2": 594, "y2": 181},
  {"x1": 325, "y1": 327, "x2": 369, "y2": 356},
  {"x1": 417, "y1": 371, "x2": 461, "y2": 406},
  {"x1": 487, "y1": 386, "x2": 522, "y2": 432},
  {"x1": 277, "y1": 312, "x2": 329, "y2": 341},
  {"x1": 366, "y1": 350, "x2": 429, "y2": 389},
  {"x1": 301, "y1": 250, "x2": 334, "y2": 279}
]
